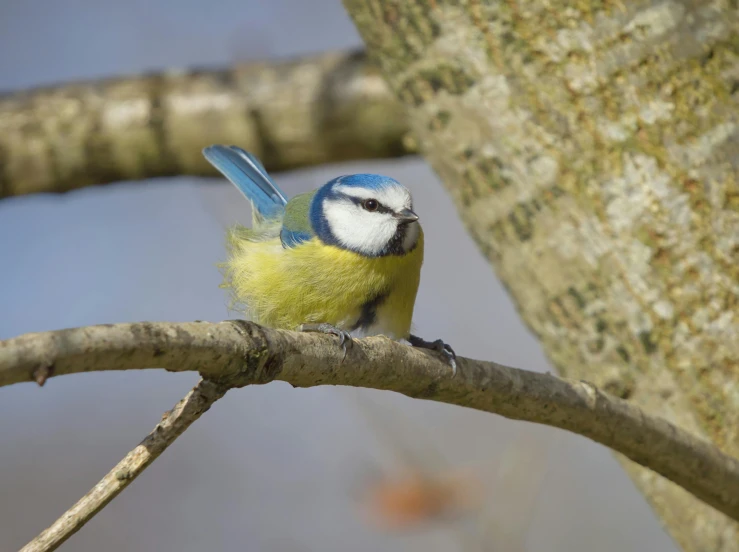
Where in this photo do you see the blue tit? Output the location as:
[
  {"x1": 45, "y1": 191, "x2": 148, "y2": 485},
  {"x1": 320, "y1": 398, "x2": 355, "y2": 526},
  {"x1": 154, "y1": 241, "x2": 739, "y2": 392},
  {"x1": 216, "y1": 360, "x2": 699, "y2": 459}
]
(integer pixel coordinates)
[{"x1": 203, "y1": 144, "x2": 455, "y2": 372}]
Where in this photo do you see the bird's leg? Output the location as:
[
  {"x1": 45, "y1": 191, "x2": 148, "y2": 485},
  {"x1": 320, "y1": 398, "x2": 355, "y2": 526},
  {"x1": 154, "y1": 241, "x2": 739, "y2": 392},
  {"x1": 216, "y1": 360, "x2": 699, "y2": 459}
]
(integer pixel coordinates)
[
  {"x1": 408, "y1": 334, "x2": 457, "y2": 377},
  {"x1": 299, "y1": 323, "x2": 354, "y2": 357}
]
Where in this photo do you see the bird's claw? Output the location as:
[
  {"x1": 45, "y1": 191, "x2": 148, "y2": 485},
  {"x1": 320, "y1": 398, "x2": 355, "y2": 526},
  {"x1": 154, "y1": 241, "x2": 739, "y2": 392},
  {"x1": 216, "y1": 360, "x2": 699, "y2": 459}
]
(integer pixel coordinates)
[
  {"x1": 435, "y1": 340, "x2": 457, "y2": 377},
  {"x1": 408, "y1": 334, "x2": 457, "y2": 377},
  {"x1": 299, "y1": 323, "x2": 354, "y2": 357}
]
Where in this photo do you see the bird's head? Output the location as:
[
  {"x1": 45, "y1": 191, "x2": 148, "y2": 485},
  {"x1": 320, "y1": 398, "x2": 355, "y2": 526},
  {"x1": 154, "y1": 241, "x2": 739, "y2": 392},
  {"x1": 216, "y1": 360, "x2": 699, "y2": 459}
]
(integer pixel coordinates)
[{"x1": 310, "y1": 174, "x2": 421, "y2": 257}]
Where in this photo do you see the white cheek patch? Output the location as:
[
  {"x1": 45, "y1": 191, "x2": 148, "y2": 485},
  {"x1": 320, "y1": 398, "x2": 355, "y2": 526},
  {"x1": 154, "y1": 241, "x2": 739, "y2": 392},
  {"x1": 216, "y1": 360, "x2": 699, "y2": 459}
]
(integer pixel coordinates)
[
  {"x1": 323, "y1": 199, "x2": 398, "y2": 256},
  {"x1": 334, "y1": 184, "x2": 412, "y2": 213}
]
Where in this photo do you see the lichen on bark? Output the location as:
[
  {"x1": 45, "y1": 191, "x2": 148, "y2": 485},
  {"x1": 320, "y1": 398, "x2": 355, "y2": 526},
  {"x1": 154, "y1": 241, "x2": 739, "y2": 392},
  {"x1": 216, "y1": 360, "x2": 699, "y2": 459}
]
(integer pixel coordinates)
[{"x1": 343, "y1": 0, "x2": 739, "y2": 550}]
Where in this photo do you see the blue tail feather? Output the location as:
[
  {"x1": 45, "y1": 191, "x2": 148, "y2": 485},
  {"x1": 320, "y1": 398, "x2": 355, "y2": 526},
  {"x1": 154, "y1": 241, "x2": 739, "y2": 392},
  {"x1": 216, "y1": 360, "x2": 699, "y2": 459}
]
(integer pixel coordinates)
[{"x1": 203, "y1": 145, "x2": 288, "y2": 219}]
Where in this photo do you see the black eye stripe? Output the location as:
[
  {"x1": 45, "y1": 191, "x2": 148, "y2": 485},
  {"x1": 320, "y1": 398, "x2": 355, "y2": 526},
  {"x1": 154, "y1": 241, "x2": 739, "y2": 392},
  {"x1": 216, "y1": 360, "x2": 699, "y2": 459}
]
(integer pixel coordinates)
[
  {"x1": 372, "y1": 202, "x2": 392, "y2": 214},
  {"x1": 369, "y1": 201, "x2": 392, "y2": 214},
  {"x1": 344, "y1": 196, "x2": 364, "y2": 207},
  {"x1": 344, "y1": 195, "x2": 393, "y2": 214}
]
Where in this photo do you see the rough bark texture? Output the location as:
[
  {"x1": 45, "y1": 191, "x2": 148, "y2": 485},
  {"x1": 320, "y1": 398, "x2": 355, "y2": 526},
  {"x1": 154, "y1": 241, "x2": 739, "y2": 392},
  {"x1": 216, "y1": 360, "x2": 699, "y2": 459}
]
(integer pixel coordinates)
[
  {"x1": 2, "y1": 320, "x2": 739, "y2": 525},
  {"x1": 342, "y1": 1, "x2": 739, "y2": 550},
  {"x1": 0, "y1": 50, "x2": 409, "y2": 198}
]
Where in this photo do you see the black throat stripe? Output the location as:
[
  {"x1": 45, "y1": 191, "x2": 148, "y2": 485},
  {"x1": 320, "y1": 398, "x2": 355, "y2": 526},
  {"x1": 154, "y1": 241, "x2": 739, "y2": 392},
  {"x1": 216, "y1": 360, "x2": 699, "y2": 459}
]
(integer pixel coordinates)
[{"x1": 352, "y1": 290, "x2": 390, "y2": 331}]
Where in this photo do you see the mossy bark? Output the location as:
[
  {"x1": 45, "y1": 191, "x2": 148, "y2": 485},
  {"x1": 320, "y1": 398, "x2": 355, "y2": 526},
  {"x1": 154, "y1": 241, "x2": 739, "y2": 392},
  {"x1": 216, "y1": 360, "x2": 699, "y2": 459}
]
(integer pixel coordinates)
[{"x1": 342, "y1": 1, "x2": 739, "y2": 550}]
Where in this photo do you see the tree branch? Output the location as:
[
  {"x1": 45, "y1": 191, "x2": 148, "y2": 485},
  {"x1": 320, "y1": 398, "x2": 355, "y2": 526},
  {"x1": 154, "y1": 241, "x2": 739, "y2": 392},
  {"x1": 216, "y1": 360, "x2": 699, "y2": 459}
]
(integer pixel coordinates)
[
  {"x1": 2, "y1": 320, "x2": 738, "y2": 523},
  {"x1": 0, "y1": 50, "x2": 410, "y2": 199},
  {"x1": 18, "y1": 378, "x2": 229, "y2": 552}
]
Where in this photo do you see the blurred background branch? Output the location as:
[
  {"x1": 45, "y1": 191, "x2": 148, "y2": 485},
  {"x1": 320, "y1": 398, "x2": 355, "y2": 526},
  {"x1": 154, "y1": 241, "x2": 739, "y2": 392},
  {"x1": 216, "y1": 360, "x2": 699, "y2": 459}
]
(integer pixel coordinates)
[
  {"x1": 2, "y1": 320, "x2": 738, "y2": 526},
  {"x1": 0, "y1": 50, "x2": 411, "y2": 199}
]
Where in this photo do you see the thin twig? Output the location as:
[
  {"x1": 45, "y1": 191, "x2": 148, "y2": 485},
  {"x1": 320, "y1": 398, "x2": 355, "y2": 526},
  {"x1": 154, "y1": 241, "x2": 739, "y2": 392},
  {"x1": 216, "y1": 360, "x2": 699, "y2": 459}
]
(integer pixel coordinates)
[
  {"x1": 1, "y1": 320, "x2": 738, "y2": 522},
  {"x1": 18, "y1": 378, "x2": 229, "y2": 552}
]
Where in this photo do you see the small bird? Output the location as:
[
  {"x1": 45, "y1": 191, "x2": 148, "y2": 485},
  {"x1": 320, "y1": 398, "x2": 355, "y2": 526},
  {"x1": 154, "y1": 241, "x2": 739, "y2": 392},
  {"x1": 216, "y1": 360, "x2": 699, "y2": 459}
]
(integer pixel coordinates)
[{"x1": 203, "y1": 144, "x2": 455, "y2": 372}]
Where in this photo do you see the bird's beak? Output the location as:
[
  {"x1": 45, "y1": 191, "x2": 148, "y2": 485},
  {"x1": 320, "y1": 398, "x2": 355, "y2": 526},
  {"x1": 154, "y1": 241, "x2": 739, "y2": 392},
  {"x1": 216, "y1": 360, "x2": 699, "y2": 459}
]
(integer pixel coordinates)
[{"x1": 395, "y1": 208, "x2": 419, "y2": 224}]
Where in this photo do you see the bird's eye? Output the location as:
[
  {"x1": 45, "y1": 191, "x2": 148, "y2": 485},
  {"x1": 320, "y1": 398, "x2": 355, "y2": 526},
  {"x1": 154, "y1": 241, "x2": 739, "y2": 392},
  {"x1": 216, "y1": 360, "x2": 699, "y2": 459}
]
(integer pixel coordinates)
[{"x1": 363, "y1": 199, "x2": 379, "y2": 212}]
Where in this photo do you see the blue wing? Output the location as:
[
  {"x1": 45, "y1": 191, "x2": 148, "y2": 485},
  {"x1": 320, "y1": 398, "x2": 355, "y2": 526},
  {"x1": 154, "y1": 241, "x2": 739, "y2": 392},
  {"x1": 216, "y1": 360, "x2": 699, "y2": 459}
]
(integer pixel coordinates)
[{"x1": 203, "y1": 145, "x2": 288, "y2": 220}]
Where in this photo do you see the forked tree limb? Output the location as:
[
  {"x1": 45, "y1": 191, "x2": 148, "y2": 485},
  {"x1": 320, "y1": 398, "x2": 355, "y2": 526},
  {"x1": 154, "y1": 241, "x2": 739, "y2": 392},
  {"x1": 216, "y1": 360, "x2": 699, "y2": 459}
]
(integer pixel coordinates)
[
  {"x1": 19, "y1": 378, "x2": 229, "y2": 552},
  {"x1": 0, "y1": 50, "x2": 409, "y2": 199},
  {"x1": 2, "y1": 320, "x2": 738, "y2": 524}
]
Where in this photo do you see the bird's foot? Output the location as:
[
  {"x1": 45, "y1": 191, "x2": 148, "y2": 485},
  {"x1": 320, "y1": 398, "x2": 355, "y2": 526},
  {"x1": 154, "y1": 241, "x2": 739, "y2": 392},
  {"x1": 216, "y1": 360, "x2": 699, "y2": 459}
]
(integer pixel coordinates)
[
  {"x1": 299, "y1": 323, "x2": 354, "y2": 357},
  {"x1": 408, "y1": 334, "x2": 457, "y2": 377}
]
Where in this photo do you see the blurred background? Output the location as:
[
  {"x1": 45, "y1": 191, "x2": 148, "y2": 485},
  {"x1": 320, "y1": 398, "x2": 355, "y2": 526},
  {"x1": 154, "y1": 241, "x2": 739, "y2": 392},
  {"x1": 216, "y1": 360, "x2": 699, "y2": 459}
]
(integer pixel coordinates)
[{"x1": 0, "y1": 1, "x2": 679, "y2": 550}]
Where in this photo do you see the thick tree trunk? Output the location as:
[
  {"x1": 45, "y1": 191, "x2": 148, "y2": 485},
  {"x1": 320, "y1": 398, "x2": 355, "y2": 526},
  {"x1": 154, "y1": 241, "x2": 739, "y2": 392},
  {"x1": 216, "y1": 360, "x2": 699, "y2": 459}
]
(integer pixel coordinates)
[{"x1": 342, "y1": 1, "x2": 739, "y2": 550}]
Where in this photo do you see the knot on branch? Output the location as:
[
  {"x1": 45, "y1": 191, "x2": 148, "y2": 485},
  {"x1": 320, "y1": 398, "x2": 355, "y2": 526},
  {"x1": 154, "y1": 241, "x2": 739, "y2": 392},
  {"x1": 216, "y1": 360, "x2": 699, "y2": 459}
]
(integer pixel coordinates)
[{"x1": 209, "y1": 320, "x2": 276, "y2": 387}]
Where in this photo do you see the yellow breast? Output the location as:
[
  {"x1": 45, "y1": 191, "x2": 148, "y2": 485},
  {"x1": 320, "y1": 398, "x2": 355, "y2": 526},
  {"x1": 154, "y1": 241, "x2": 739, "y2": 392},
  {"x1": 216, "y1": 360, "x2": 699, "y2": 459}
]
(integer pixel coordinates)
[{"x1": 221, "y1": 228, "x2": 424, "y2": 339}]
